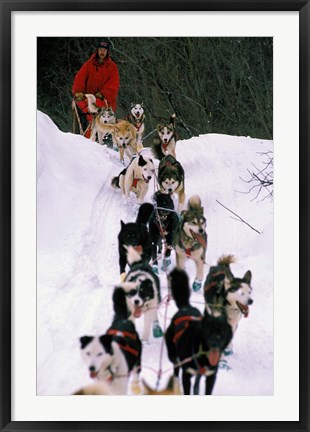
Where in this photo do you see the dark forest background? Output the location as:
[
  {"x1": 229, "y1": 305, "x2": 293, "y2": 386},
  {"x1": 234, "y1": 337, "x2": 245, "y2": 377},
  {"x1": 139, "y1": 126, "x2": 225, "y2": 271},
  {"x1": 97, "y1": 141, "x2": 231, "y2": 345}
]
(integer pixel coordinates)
[{"x1": 37, "y1": 37, "x2": 273, "y2": 144}]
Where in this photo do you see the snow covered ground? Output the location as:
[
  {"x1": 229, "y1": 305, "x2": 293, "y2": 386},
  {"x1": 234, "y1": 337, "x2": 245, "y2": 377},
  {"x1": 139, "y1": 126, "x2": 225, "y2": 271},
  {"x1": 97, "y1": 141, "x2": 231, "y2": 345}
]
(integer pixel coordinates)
[{"x1": 37, "y1": 110, "x2": 273, "y2": 396}]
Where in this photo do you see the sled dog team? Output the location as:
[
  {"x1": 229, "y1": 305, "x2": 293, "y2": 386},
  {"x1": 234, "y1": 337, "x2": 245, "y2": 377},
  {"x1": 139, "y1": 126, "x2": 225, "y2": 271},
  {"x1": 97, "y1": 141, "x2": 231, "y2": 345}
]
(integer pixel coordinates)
[{"x1": 75, "y1": 99, "x2": 254, "y2": 396}]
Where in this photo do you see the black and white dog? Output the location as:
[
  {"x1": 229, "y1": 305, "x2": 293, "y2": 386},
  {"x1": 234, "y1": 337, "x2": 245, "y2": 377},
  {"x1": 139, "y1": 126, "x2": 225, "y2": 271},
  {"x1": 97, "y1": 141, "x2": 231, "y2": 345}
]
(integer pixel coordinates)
[
  {"x1": 117, "y1": 202, "x2": 153, "y2": 279},
  {"x1": 157, "y1": 155, "x2": 185, "y2": 211},
  {"x1": 80, "y1": 287, "x2": 142, "y2": 395},
  {"x1": 165, "y1": 268, "x2": 233, "y2": 395},
  {"x1": 121, "y1": 246, "x2": 162, "y2": 341},
  {"x1": 149, "y1": 191, "x2": 178, "y2": 273},
  {"x1": 204, "y1": 255, "x2": 253, "y2": 354}
]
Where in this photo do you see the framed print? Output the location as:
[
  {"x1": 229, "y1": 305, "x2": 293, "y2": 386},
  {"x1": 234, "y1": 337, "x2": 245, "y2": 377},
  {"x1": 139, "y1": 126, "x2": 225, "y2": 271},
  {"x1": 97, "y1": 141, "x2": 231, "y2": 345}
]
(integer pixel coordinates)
[{"x1": 1, "y1": 0, "x2": 309, "y2": 431}]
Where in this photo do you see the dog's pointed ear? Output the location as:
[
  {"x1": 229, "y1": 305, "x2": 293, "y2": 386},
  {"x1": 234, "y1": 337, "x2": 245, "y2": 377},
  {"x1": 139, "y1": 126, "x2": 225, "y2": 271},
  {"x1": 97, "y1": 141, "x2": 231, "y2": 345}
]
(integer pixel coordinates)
[
  {"x1": 141, "y1": 102, "x2": 144, "y2": 108},
  {"x1": 138, "y1": 155, "x2": 147, "y2": 167},
  {"x1": 80, "y1": 336, "x2": 94, "y2": 349},
  {"x1": 99, "y1": 334, "x2": 113, "y2": 354},
  {"x1": 243, "y1": 270, "x2": 252, "y2": 284},
  {"x1": 120, "y1": 220, "x2": 125, "y2": 228}
]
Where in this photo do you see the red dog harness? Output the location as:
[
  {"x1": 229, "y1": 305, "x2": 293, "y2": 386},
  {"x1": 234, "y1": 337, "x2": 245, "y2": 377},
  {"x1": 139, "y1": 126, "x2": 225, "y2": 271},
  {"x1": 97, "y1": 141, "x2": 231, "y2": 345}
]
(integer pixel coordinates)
[
  {"x1": 172, "y1": 315, "x2": 202, "y2": 344},
  {"x1": 107, "y1": 329, "x2": 140, "y2": 357}
]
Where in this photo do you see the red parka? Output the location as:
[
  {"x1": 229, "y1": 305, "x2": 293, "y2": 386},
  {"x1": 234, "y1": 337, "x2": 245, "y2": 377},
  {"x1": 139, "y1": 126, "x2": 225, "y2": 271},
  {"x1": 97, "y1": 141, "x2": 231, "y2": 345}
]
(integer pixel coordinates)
[{"x1": 72, "y1": 51, "x2": 120, "y2": 111}]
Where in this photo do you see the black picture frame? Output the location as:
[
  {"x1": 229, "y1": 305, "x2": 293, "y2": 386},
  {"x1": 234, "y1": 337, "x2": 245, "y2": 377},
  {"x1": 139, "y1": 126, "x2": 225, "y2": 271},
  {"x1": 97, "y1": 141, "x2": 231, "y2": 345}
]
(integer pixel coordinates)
[{"x1": 1, "y1": 1, "x2": 309, "y2": 431}]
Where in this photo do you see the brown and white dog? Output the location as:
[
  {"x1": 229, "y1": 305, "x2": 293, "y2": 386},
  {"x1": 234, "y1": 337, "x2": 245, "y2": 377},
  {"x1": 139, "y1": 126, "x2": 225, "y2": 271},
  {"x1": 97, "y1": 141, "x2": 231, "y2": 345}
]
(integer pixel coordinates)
[
  {"x1": 151, "y1": 114, "x2": 177, "y2": 160},
  {"x1": 111, "y1": 154, "x2": 155, "y2": 204},
  {"x1": 85, "y1": 94, "x2": 137, "y2": 163},
  {"x1": 174, "y1": 195, "x2": 207, "y2": 292}
]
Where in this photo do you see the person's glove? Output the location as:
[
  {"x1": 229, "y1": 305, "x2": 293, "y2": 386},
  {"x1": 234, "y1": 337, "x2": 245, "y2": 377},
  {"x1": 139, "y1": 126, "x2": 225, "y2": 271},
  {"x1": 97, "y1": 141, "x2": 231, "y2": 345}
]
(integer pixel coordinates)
[
  {"x1": 95, "y1": 92, "x2": 104, "y2": 100},
  {"x1": 74, "y1": 92, "x2": 84, "y2": 101}
]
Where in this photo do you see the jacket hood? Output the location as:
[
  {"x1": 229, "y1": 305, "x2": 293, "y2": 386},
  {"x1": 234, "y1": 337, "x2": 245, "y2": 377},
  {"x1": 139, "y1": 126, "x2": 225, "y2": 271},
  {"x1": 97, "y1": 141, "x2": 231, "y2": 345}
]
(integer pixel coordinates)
[{"x1": 91, "y1": 51, "x2": 111, "y2": 66}]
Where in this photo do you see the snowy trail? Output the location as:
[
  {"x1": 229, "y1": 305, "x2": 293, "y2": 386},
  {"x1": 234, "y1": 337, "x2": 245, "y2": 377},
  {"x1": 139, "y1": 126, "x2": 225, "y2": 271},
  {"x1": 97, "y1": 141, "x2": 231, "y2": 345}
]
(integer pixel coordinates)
[{"x1": 37, "y1": 112, "x2": 273, "y2": 396}]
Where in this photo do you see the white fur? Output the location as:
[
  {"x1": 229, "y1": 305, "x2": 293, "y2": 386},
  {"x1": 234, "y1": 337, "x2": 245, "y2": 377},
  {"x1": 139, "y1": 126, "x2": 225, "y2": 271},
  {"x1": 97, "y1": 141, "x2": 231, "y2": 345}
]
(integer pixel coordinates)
[
  {"x1": 130, "y1": 104, "x2": 145, "y2": 146},
  {"x1": 119, "y1": 155, "x2": 155, "y2": 204},
  {"x1": 80, "y1": 336, "x2": 129, "y2": 395}
]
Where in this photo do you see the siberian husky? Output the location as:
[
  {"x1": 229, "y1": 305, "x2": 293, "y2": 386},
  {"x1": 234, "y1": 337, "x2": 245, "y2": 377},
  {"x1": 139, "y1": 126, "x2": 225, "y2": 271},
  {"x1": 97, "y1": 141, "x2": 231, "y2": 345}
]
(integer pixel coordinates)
[
  {"x1": 128, "y1": 103, "x2": 145, "y2": 148},
  {"x1": 157, "y1": 155, "x2": 186, "y2": 211},
  {"x1": 165, "y1": 268, "x2": 232, "y2": 395},
  {"x1": 204, "y1": 255, "x2": 253, "y2": 354},
  {"x1": 174, "y1": 195, "x2": 207, "y2": 292},
  {"x1": 151, "y1": 114, "x2": 177, "y2": 160}
]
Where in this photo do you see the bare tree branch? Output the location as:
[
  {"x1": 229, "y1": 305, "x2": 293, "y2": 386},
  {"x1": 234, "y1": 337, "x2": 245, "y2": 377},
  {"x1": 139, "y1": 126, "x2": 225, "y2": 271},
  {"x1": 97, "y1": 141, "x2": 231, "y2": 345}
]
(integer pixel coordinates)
[{"x1": 216, "y1": 200, "x2": 262, "y2": 234}]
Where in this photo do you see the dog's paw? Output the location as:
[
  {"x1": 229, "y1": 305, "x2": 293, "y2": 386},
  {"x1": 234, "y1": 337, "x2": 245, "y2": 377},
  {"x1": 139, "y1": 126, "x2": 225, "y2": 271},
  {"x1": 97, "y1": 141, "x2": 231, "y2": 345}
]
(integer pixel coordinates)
[
  {"x1": 152, "y1": 320, "x2": 163, "y2": 338},
  {"x1": 192, "y1": 279, "x2": 203, "y2": 292},
  {"x1": 152, "y1": 264, "x2": 159, "y2": 274},
  {"x1": 161, "y1": 257, "x2": 171, "y2": 272}
]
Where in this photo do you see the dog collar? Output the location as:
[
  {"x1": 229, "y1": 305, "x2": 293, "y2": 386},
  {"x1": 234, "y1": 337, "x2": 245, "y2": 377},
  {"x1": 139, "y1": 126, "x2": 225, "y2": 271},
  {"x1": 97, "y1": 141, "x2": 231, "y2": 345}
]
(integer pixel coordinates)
[
  {"x1": 179, "y1": 235, "x2": 206, "y2": 256},
  {"x1": 132, "y1": 177, "x2": 140, "y2": 188},
  {"x1": 134, "y1": 123, "x2": 143, "y2": 131}
]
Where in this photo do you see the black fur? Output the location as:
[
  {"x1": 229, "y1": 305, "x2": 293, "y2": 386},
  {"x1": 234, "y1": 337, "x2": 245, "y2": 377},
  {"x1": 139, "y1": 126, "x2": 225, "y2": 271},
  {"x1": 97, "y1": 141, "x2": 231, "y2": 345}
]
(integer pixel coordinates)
[
  {"x1": 168, "y1": 268, "x2": 191, "y2": 308},
  {"x1": 79, "y1": 336, "x2": 94, "y2": 349},
  {"x1": 118, "y1": 203, "x2": 153, "y2": 274},
  {"x1": 165, "y1": 268, "x2": 233, "y2": 395},
  {"x1": 99, "y1": 334, "x2": 114, "y2": 355},
  {"x1": 111, "y1": 168, "x2": 126, "y2": 189},
  {"x1": 107, "y1": 286, "x2": 142, "y2": 372},
  {"x1": 158, "y1": 155, "x2": 184, "y2": 192},
  {"x1": 149, "y1": 192, "x2": 178, "y2": 265},
  {"x1": 125, "y1": 259, "x2": 161, "y2": 303},
  {"x1": 112, "y1": 286, "x2": 131, "y2": 321}
]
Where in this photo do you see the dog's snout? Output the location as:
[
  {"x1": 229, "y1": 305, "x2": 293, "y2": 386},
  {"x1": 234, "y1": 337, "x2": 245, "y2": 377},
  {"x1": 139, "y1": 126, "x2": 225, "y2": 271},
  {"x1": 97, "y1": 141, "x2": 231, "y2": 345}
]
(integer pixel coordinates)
[
  {"x1": 147, "y1": 176, "x2": 152, "y2": 180},
  {"x1": 248, "y1": 299, "x2": 254, "y2": 305},
  {"x1": 89, "y1": 366, "x2": 96, "y2": 372},
  {"x1": 199, "y1": 228, "x2": 204, "y2": 234},
  {"x1": 168, "y1": 188, "x2": 172, "y2": 193},
  {"x1": 134, "y1": 299, "x2": 140, "y2": 305}
]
